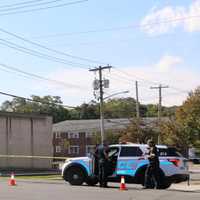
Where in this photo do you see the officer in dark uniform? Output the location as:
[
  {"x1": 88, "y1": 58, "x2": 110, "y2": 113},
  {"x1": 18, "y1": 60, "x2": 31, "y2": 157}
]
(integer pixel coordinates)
[
  {"x1": 144, "y1": 139, "x2": 160, "y2": 189},
  {"x1": 96, "y1": 141, "x2": 109, "y2": 188}
]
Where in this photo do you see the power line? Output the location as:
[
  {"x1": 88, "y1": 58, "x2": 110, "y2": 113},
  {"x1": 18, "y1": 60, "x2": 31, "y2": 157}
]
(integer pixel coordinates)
[
  {"x1": 0, "y1": 27, "x2": 106, "y2": 65},
  {"x1": 0, "y1": 0, "x2": 48, "y2": 8},
  {"x1": 0, "y1": 65, "x2": 40, "y2": 81},
  {"x1": 0, "y1": 0, "x2": 66, "y2": 11},
  {"x1": 112, "y1": 67, "x2": 190, "y2": 94},
  {"x1": 0, "y1": 39, "x2": 89, "y2": 68},
  {"x1": 113, "y1": 67, "x2": 158, "y2": 85},
  {"x1": 0, "y1": 90, "x2": 76, "y2": 108},
  {"x1": 0, "y1": 25, "x2": 191, "y2": 97},
  {"x1": 0, "y1": 0, "x2": 88, "y2": 16},
  {"x1": 0, "y1": 62, "x2": 87, "y2": 90},
  {"x1": 106, "y1": 71, "x2": 152, "y2": 89},
  {"x1": 105, "y1": 73, "x2": 133, "y2": 85},
  {"x1": 0, "y1": 27, "x2": 191, "y2": 96},
  {"x1": 32, "y1": 14, "x2": 200, "y2": 39},
  {"x1": 107, "y1": 67, "x2": 190, "y2": 97},
  {"x1": 110, "y1": 70, "x2": 134, "y2": 82}
]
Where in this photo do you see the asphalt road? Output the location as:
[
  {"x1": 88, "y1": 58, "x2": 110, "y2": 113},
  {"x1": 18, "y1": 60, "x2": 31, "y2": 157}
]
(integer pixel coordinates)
[{"x1": 0, "y1": 180, "x2": 199, "y2": 200}]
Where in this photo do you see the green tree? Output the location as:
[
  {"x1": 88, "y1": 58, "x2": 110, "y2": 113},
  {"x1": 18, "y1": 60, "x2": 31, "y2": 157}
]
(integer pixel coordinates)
[
  {"x1": 175, "y1": 88, "x2": 200, "y2": 149},
  {"x1": 104, "y1": 97, "x2": 136, "y2": 118},
  {"x1": 1, "y1": 95, "x2": 71, "y2": 123},
  {"x1": 76, "y1": 101, "x2": 99, "y2": 119},
  {"x1": 160, "y1": 87, "x2": 200, "y2": 153},
  {"x1": 120, "y1": 119, "x2": 158, "y2": 144},
  {"x1": 92, "y1": 130, "x2": 122, "y2": 145}
]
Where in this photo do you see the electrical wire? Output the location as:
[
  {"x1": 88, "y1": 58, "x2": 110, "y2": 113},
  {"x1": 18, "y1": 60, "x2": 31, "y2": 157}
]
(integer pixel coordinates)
[
  {"x1": 0, "y1": 0, "x2": 70, "y2": 11},
  {"x1": 32, "y1": 14, "x2": 200, "y2": 39},
  {"x1": 112, "y1": 67, "x2": 190, "y2": 94},
  {"x1": 0, "y1": 0, "x2": 88, "y2": 16},
  {"x1": 0, "y1": 39, "x2": 90, "y2": 69},
  {"x1": 0, "y1": 27, "x2": 191, "y2": 96},
  {"x1": 0, "y1": 0, "x2": 48, "y2": 8},
  {"x1": 0, "y1": 0, "x2": 74, "y2": 12},
  {"x1": 0, "y1": 22, "x2": 192, "y2": 98},
  {"x1": 0, "y1": 90, "x2": 76, "y2": 108},
  {"x1": 0, "y1": 62, "x2": 88, "y2": 90},
  {"x1": 106, "y1": 74, "x2": 133, "y2": 85},
  {"x1": 0, "y1": 27, "x2": 106, "y2": 65}
]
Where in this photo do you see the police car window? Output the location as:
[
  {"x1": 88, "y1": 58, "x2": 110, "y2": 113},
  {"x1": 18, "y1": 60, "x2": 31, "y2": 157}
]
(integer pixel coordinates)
[
  {"x1": 158, "y1": 148, "x2": 181, "y2": 157},
  {"x1": 108, "y1": 147, "x2": 119, "y2": 157},
  {"x1": 120, "y1": 147, "x2": 143, "y2": 157}
]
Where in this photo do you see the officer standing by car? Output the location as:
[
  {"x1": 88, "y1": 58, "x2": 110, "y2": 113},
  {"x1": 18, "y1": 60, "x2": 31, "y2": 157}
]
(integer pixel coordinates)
[
  {"x1": 95, "y1": 141, "x2": 109, "y2": 188},
  {"x1": 144, "y1": 139, "x2": 160, "y2": 189}
]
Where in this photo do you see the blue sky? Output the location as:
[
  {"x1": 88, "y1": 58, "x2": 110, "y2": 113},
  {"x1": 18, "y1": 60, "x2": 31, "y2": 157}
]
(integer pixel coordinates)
[{"x1": 0, "y1": 0, "x2": 200, "y2": 107}]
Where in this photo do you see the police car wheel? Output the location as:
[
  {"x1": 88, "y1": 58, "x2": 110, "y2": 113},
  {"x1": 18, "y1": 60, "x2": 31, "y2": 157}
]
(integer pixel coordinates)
[
  {"x1": 67, "y1": 167, "x2": 85, "y2": 185},
  {"x1": 158, "y1": 180, "x2": 171, "y2": 189},
  {"x1": 85, "y1": 176, "x2": 98, "y2": 186},
  {"x1": 157, "y1": 171, "x2": 172, "y2": 189}
]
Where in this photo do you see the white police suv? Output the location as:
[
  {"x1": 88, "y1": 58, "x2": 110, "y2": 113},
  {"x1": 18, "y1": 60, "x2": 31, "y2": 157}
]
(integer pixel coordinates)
[{"x1": 61, "y1": 143, "x2": 189, "y2": 189}]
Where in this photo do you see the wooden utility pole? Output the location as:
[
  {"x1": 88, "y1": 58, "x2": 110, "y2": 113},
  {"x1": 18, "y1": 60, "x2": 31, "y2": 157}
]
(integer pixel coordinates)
[
  {"x1": 89, "y1": 65, "x2": 112, "y2": 144},
  {"x1": 135, "y1": 81, "x2": 141, "y2": 143},
  {"x1": 150, "y1": 84, "x2": 169, "y2": 144},
  {"x1": 135, "y1": 81, "x2": 140, "y2": 120}
]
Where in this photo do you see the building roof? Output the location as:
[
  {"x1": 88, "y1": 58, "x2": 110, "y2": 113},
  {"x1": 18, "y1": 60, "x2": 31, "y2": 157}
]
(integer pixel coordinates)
[
  {"x1": 53, "y1": 117, "x2": 162, "y2": 133},
  {"x1": 0, "y1": 111, "x2": 51, "y2": 119}
]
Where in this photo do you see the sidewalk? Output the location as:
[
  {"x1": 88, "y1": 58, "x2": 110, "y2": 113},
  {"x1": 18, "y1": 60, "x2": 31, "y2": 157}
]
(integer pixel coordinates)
[{"x1": 170, "y1": 182, "x2": 200, "y2": 192}]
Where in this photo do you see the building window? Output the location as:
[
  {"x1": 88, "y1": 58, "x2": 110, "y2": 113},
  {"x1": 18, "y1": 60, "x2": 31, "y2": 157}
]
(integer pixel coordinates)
[
  {"x1": 55, "y1": 132, "x2": 61, "y2": 138},
  {"x1": 79, "y1": 132, "x2": 85, "y2": 137},
  {"x1": 55, "y1": 146, "x2": 61, "y2": 153},
  {"x1": 68, "y1": 146, "x2": 79, "y2": 155},
  {"x1": 86, "y1": 132, "x2": 95, "y2": 138},
  {"x1": 68, "y1": 132, "x2": 79, "y2": 139},
  {"x1": 86, "y1": 145, "x2": 96, "y2": 154}
]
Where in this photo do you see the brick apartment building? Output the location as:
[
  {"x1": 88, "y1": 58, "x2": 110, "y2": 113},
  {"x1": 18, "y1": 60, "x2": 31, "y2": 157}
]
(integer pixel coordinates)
[
  {"x1": 52, "y1": 118, "x2": 131, "y2": 158},
  {"x1": 52, "y1": 118, "x2": 161, "y2": 158}
]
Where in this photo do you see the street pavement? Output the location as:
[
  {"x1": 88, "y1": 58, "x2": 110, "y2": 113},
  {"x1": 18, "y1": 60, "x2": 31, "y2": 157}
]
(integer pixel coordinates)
[{"x1": 0, "y1": 179, "x2": 199, "y2": 200}]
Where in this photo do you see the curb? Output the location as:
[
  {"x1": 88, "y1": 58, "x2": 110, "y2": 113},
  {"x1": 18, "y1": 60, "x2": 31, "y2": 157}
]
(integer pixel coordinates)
[{"x1": 0, "y1": 172, "x2": 60, "y2": 177}]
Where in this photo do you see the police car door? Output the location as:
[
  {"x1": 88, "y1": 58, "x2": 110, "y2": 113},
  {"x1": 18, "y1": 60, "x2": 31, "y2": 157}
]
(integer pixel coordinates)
[
  {"x1": 107, "y1": 146, "x2": 120, "y2": 176},
  {"x1": 116, "y1": 146, "x2": 143, "y2": 176}
]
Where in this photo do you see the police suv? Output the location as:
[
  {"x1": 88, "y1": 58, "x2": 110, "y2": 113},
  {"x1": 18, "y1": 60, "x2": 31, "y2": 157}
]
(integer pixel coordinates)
[{"x1": 61, "y1": 143, "x2": 188, "y2": 189}]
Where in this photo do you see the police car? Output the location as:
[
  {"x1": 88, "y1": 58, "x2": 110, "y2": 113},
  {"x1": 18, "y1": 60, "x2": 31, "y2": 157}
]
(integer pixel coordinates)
[{"x1": 61, "y1": 143, "x2": 189, "y2": 189}]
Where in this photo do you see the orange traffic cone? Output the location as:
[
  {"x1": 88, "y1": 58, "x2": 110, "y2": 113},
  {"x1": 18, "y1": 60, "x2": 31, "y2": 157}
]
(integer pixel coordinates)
[
  {"x1": 119, "y1": 176, "x2": 127, "y2": 191},
  {"x1": 9, "y1": 172, "x2": 17, "y2": 186}
]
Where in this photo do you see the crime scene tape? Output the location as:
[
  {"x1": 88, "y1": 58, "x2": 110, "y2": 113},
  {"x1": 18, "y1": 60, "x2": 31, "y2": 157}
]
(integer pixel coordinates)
[{"x1": 0, "y1": 154, "x2": 69, "y2": 160}]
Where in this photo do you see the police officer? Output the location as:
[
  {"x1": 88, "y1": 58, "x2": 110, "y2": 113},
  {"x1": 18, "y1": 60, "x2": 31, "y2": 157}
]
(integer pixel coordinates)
[
  {"x1": 144, "y1": 139, "x2": 160, "y2": 189},
  {"x1": 96, "y1": 141, "x2": 109, "y2": 188}
]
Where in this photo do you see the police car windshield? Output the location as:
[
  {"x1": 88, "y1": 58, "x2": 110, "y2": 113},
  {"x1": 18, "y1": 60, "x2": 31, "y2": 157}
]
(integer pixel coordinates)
[{"x1": 158, "y1": 147, "x2": 182, "y2": 157}]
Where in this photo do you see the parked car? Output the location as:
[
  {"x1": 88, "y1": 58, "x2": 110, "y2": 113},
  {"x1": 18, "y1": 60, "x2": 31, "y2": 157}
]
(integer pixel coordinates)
[
  {"x1": 189, "y1": 147, "x2": 200, "y2": 164},
  {"x1": 61, "y1": 143, "x2": 189, "y2": 189}
]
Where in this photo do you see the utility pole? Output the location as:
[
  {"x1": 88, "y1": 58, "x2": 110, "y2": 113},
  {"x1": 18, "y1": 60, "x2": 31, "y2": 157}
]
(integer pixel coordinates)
[
  {"x1": 89, "y1": 65, "x2": 112, "y2": 144},
  {"x1": 135, "y1": 81, "x2": 140, "y2": 120},
  {"x1": 150, "y1": 84, "x2": 169, "y2": 144},
  {"x1": 135, "y1": 81, "x2": 141, "y2": 143}
]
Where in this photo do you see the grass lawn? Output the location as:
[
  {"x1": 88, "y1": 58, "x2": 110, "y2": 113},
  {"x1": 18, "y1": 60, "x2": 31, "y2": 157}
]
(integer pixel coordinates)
[{"x1": 1, "y1": 174, "x2": 62, "y2": 180}]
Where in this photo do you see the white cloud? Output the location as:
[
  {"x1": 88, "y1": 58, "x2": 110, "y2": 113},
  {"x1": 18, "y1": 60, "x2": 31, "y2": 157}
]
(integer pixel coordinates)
[
  {"x1": 155, "y1": 55, "x2": 183, "y2": 72},
  {"x1": 141, "y1": 0, "x2": 200, "y2": 35}
]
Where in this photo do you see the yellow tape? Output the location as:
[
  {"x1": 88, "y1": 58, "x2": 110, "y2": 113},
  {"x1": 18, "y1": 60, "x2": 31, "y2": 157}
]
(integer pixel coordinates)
[{"x1": 0, "y1": 155, "x2": 69, "y2": 160}]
